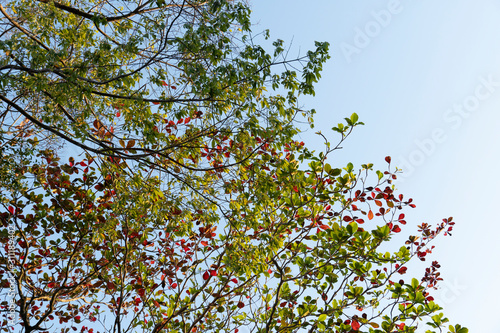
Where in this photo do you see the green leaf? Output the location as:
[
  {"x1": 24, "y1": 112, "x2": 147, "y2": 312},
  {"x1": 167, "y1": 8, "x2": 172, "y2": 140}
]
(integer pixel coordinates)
[
  {"x1": 328, "y1": 168, "x2": 342, "y2": 176},
  {"x1": 346, "y1": 222, "x2": 358, "y2": 235},
  {"x1": 350, "y1": 113, "x2": 359, "y2": 124}
]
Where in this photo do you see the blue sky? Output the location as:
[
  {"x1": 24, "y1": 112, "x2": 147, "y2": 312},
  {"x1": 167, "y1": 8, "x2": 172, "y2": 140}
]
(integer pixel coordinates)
[{"x1": 252, "y1": 1, "x2": 500, "y2": 331}]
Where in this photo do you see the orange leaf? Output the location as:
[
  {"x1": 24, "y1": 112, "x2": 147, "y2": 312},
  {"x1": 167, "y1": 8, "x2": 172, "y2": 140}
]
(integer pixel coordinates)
[
  {"x1": 368, "y1": 210, "x2": 374, "y2": 220},
  {"x1": 126, "y1": 140, "x2": 136, "y2": 149}
]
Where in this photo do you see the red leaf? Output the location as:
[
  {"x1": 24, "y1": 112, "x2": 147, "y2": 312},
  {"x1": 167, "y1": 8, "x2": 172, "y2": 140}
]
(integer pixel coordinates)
[
  {"x1": 116, "y1": 111, "x2": 121, "y2": 117},
  {"x1": 351, "y1": 320, "x2": 360, "y2": 330},
  {"x1": 171, "y1": 85, "x2": 177, "y2": 90},
  {"x1": 355, "y1": 218, "x2": 364, "y2": 224},
  {"x1": 47, "y1": 282, "x2": 56, "y2": 288},
  {"x1": 203, "y1": 272, "x2": 210, "y2": 280},
  {"x1": 397, "y1": 266, "x2": 407, "y2": 274},
  {"x1": 398, "y1": 214, "x2": 405, "y2": 220},
  {"x1": 319, "y1": 225, "x2": 330, "y2": 230},
  {"x1": 237, "y1": 301, "x2": 244, "y2": 309},
  {"x1": 293, "y1": 186, "x2": 298, "y2": 193},
  {"x1": 267, "y1": 269, "x2": 272, "y2": 274},
  {"x1": 201, "y1": 241, "x2": 208, "y2": 247},
  {"x1": 210, "y1": 270, "x2": 217, "y2": 276},
  {"x1": 162, "y1": 80, "x2": 168, "y2": 86},
  {"x1": 367, "y1": 210, "x2": 374, "y2": 220},
  {"x1": 184, "y1": 117, "x2": 191, "y2": 124},
  {"x1": 171, "y1": 283, "x2": 178, "y2": 288},
  {"x1": 153, "y1": 102, "x2": 160, "y2": 105},
  {"x1": 343, "y1": 216, "x2": 352, "y2": 222},
  {"x1": 8, "y1": 206, "x2": 14, "y2": 214},
  {"x1": 231, "y1": 278, "x2": 238, "y2": 284},
  {"x1": 392, "y1": 225, "x2": 402, "y2": 233},
  {"x1": 385, "y1": 156, "x2": 391, "y2": 164}
]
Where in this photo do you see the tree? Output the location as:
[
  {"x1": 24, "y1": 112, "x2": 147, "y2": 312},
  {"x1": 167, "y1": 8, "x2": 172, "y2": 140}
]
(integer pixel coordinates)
[{"x1": 0, "y1": 1, "x2": 467, "y2": 333}]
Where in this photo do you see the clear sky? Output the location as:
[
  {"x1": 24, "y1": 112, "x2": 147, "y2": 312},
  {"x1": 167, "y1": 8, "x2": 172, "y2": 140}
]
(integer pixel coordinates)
[{"x1": 251, "y1": 1, "x2": 500, "y2": 331}]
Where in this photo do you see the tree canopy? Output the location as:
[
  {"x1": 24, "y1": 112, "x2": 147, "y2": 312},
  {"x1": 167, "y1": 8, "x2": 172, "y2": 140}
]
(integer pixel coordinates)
[{"x1": 0, "y1": 1, "x2": 467, "y2": 332}]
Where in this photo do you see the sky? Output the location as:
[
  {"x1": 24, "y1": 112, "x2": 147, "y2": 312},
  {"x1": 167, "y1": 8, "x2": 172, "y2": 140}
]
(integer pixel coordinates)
[{"x1": 251, "y1": 1, "x2": 500, "y2": 331}]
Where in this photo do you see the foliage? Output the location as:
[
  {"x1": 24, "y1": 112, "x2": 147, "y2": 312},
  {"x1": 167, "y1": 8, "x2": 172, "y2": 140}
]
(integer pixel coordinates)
[{"x1": 0, "y1": 1, "x2": 466, "y2": 333}]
